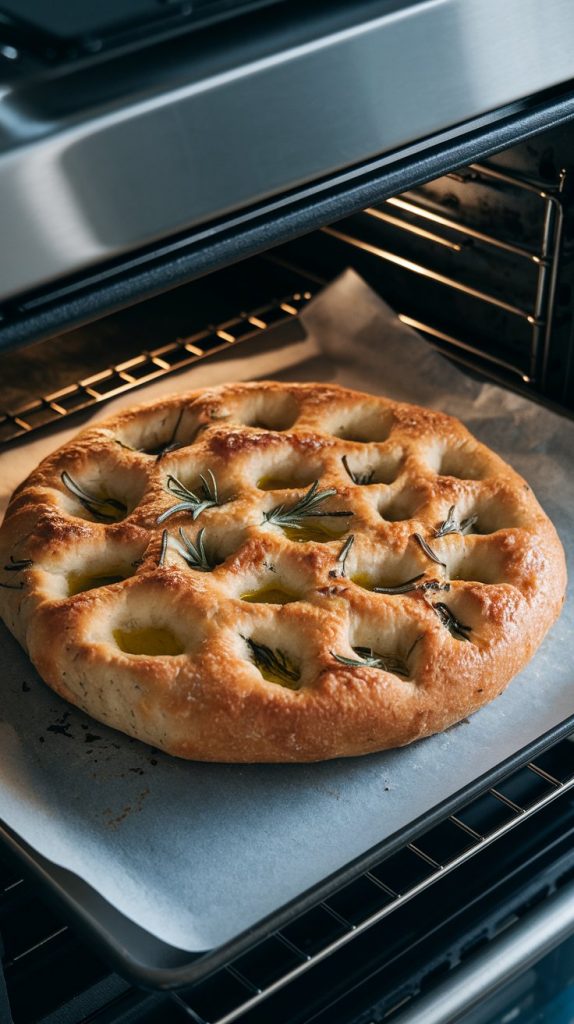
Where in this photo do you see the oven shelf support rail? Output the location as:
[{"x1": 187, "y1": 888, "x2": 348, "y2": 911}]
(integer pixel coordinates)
[{"x1": 322, "y1": 162, "x2": 567, "y2": 390}]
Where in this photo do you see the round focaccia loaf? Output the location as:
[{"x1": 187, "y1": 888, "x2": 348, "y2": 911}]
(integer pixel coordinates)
[{"x1": 0, "y1": 381, "x2": 567, "y2": 762}]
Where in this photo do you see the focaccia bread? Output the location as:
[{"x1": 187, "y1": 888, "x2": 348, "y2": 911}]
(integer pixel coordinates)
[{"x1": 0, "y1": 381, "x2": 567, "y2": 762}]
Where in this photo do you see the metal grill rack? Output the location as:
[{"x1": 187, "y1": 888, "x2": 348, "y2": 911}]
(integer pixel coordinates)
[
  {"x1": 316, "y1": 162, "x2": 567, "y2": 392},
  {"x1": 0, "y1": 289, "x2": 314, "y2": 448},
  {"x1": 1, "y1": 734, "x2": 573, "y2": 1023},
  {"x1": 166, "y1": 736, "x2": 574, "y2": 1024},
  {"x1": 0, "y1": 162, "x2": 568, "y2": 450}
]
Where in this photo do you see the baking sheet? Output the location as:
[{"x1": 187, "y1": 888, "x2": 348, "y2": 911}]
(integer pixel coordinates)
[{"x1": 0, "y1": 270, "x2": 573, "y2": 954}]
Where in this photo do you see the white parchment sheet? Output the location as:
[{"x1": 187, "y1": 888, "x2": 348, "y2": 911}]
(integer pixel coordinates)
[{"x1": 0, "y1": 270, "x2": 572, "y2": 952}]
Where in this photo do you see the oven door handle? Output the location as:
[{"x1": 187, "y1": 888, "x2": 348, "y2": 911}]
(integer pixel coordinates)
[{"x1": 391, "y1": 878, "x2": 574, "y2": 1024}]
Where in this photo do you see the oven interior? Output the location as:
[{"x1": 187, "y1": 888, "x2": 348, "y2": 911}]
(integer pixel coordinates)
[
  {"x1": 1, "y1": 121, "x2": 574, "y2": 1024},
  {"x1": 2, "y1": 123, "x2": 574, "y2": 448}
]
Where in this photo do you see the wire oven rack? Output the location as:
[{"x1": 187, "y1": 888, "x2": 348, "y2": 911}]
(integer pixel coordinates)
[
  {"x1": 1, "y1": 732, "x2": 572, "y2": 1023},
  {"x1": 166, "y1": 735, "x2": 574, "y2": 1023},
  {"x1": 0, "y1": 288, "x2": 314, "y2": 448},
  {"x1": 319, "y1": 162, "x2": 567, "y2": 392},
  {"x1": 0, "y1": 162, "x2": 568, "y2": 450}
]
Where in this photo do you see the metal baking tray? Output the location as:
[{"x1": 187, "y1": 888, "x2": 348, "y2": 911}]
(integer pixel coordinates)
[{"x1": 1, "y1": 718, "x2": 573, "y2": 992}]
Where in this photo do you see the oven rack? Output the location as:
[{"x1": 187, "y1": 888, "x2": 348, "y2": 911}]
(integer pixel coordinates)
[
  {"x1": 169, "y1": 736, "x2": 574, "y2": 1024},
  {"x1": 1, "y1": 733, "x2": 572, "y2": 1023},
  {"x1": 0, "y1": 287, "x2": 314, "y2": 449},
  {"x1": 0, "y1": 163, "x2": 567, "y2": 451},
  {"x1": 320, "y1": 162, "x2": 566, "y2": 391}
]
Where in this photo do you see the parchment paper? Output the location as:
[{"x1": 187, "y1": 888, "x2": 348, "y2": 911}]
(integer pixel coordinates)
[{"x1": 0, "y1": 270, "x2": 572, "y2": 953}]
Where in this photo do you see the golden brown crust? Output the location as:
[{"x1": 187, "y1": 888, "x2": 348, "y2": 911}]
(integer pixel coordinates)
[{"x1": 0, "y1": 381, "x2": 567, "y2": 761}]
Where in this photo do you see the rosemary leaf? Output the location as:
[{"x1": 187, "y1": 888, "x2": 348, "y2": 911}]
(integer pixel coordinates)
[
  {"x1": 264, "y1": 481, "x2": 353, "y2": 530},
  {"x1": 1, "y1": 555, "x2": 33, "y2": 591},
  {"x1": 371, "y1": 573, "x2": 451, "y2": 596},
  {"x1": 115, "y1": 411, "x2": 186, "y2": 458},
  {"x1": 433, "y1": 602, "x2": 472, "y2": 642},
  {"x1": 61, "y1": 471, "x2": 126, "y2": 523},
  {"x1": 151, "y1": 409, "x2": 185, "y2": 460},
  {"x1": 418, "y1": 579, "x2": 451, "y2": 594},
  {"x1": 373, "y1": 572, "x2": 425, "y2": 595},
  {"x1": 174, "y1": 527, "x2": 213, "y2": 572},
  {"x1": 460, "y1": 513, "x2": 479, "y2": 534},
  {"x1": 157, "y1": 470, "x2": 220, "y2": 524},
  {"x1": 413, "y1": 532, "x2": 447, "y2": 572},
  {"x1": 329, "y1": 535, "x2": 355, "y2": 578},
  {"x1": 4, "y1": 556, "x2": 33, "y2": 572},
  {"x1": 332, "y1": 635, "x2": 423, "y2": 677},
  {"x1": 434, "y1": 505, "x2": 479, "y2": 538},
  {"x1": 156, "y1": 442, "x2": 185, "y2": 459},
  {"x1": 434, "y1": 505, "x2": 458, "y2": 538},
  {"x1": 242, "y1": 635, "x2": 301, "y2": 688},
  {"x1": 341, "y1": 455, "x2": 374, "y2": 486}
]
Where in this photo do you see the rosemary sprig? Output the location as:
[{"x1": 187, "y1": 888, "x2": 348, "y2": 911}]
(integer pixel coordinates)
[
  {"x1": 460, "y1": 514, "x2": 478, "y2": 534},
  {"x1": 433, "y1": 602, "x2": 472, "y2": 642},
  {"x1": 373, "y1": 572, "x2": 425, "y2": 595},
  {"x1": 264, "y1": 481, "x2": 353, "y2": 529},
  {"x1": 419, "y1": 579, "x2": 451, "y2": 594},
  {"x1": 158, "y1": 529, "x2": 169, "y2": 568},
  {"x1": 329, "y1": 535, "x2": 355, "y2": 579},
  {"x1": 61, "y1": 471, "x2": 126, "y2": 523},
  {"x1": 413, "y1": 532, "x2": 447, "y2": 572},
  {"x1": 341, "y1": 456, "x2": 374, "y2": 486},
  {"x1": 331, "y1": 636, "x2": 422, "y2": 679},
  {"x1": 115, "y1": 411, "x2": 186, "y2": 459},
  {"x1": 242, "y1": 635, "x2": 301, "y2": 687},
  {"x1": 174, "y1": 527, "x2": 213, "y2": 572},
  {"x1": 373, "y1": 574, "x2": 451, "y2": 596},
  {"x1": 434, "y1": 505, "x2": 478, "y2": 538},
  {"x1": 0, "y1": 555, "x2": 33, "y2": 588},
  {"x1": 157, "y1": 470, "x2": 220, "y2": 524},
  {"x1": 150, "y1": 409, "x2": 185, "y2": 460},
  {"x1": 4, "y1": 556, "x2": 33, "y2": 572}
]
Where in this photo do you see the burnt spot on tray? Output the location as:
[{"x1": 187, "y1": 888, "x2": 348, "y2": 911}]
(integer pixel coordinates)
[{"x1": 46, "y1": 711, "x2": 74, "y2": 738}]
